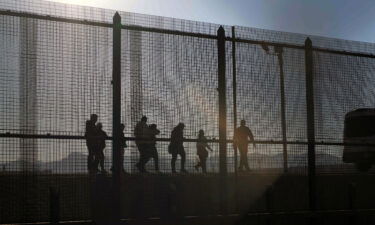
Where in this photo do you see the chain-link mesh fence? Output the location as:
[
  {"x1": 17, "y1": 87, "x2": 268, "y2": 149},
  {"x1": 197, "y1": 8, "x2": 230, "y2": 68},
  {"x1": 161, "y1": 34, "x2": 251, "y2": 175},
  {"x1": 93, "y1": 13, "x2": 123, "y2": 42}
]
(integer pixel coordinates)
[{"x1": 1, "y1": 0, "x2": 375, "y2": 223}]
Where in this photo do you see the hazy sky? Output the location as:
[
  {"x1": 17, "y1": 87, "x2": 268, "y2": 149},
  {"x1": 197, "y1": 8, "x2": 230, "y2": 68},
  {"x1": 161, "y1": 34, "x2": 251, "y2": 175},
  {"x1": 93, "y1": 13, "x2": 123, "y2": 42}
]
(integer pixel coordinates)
[{"x1": 47, "y1": 0, "x2": 375, "y2": 43}]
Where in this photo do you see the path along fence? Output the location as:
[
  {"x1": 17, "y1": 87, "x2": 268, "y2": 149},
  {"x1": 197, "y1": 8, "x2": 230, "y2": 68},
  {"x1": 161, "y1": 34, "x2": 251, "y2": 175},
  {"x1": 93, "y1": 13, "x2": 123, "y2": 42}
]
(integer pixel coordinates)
[{"x1": 1, "y1": 1, "x2": 375, "y2": 224}]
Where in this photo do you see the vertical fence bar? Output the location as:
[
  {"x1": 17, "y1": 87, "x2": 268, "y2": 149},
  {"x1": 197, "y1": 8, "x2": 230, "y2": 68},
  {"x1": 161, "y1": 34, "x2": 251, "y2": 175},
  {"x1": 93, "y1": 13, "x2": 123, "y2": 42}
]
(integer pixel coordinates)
[
  {"x1": 277, "y1": 48, "x2": 288, "y2": 173},
  {"x1": 112, "y1": 12, "x2": 122, "y2": 223},
  {"x1": 231, "y1": 26, "x2": 239, "y2": 212},
  {"x1": 218, "y1": 26, "x2": 227, "y2": 214},
  {"x1": 232, "y1": 26, "x2": 238, "y2": 175},
  {"x1": 305, "y1": 37, "x2": 316, "y2": 211}
]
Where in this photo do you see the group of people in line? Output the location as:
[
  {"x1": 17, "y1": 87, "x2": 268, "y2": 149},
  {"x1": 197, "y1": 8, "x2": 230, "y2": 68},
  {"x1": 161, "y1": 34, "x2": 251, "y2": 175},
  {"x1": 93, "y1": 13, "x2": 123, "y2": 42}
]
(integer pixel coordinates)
[{"x1": 85, "y1": 114, "x2": 256, "y2": 174}]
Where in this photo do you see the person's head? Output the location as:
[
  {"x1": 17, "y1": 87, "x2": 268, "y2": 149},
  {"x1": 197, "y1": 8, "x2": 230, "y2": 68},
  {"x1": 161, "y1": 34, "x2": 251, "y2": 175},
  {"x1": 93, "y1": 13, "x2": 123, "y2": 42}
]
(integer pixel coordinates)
[
  {"x1": 198, "y1": 129, "x2": 204, "y2": 138},
  {"x1": 120, "y1": 123, "x2": 125, "y2": 131},
  {"x1": 90, "y1": 114, "x2": 98, "y2": 123},
  {"x1": 141, "y1": 116, "x2": 147, "y2": 123},
  {"x1": 97, "y1": 123, "x2": 103, "y2": 130},
  {"x1": 150, "y1": 124, "x2": 157, "y2": 130},
  {"x1": 178, "y1": 123, "x2": 185, "y2": 130},
  {"x1": 240, "y1": 120, "x2": 246, "y2": 126}
]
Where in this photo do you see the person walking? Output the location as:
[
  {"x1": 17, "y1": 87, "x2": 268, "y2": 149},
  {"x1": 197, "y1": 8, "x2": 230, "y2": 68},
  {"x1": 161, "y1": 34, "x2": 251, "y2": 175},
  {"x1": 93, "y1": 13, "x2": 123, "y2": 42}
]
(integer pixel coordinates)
[
  {"x1": 233, "y1": 120, "x2": 256, "y2": 172},
  {"x1": 145, "y1": 124, "x2": 161, "y2": 172},
  {"x1": 134, "y1": 116, "x2": 149, "y2": 172},
  {"x1": 169, "y1": 123, "x2": 187, "y2": 173},
  {"x1": 85, "y1": 114, "x2": 98, "y2": 173},
  {"x1": 96, "y1": 123, "x2": 108, "y2": 174},
  {"x1": 194, "y1": 130, "x2": 213, "y2": 173},
  {"x1": 119, "y1": 123, "x2": 128, "y2": 173}
]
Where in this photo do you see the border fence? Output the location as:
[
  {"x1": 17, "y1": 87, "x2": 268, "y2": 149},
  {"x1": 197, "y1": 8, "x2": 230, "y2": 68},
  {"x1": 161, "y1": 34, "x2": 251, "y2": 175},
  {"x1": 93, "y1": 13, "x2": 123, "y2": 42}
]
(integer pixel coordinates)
[{"x1": 1, "y1": 0, "x2": 375, "y2": 224}]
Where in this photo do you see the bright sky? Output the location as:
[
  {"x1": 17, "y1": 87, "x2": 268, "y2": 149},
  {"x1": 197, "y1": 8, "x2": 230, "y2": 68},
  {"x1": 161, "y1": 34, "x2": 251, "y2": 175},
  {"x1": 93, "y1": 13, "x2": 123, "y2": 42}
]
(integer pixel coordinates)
[{"x1": 48, "y1": 0, "x2": 375, "y2": 43}]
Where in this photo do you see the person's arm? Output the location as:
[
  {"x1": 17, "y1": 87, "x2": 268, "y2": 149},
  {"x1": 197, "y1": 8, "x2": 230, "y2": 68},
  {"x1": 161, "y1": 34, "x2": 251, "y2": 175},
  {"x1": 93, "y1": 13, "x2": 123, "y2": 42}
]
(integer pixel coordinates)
[
  {"x1": 122, "y1": 134, "x2": 127, "y2": 148},
  {"x1": 248, "y1": 128, "x2": 256, "y2": 149},
  {"x1": 204, "y1": 137, "x2": 213, "y2": 152},
  {"x1": 207, "y1": 143, "x2": 213, "y2": 152}
]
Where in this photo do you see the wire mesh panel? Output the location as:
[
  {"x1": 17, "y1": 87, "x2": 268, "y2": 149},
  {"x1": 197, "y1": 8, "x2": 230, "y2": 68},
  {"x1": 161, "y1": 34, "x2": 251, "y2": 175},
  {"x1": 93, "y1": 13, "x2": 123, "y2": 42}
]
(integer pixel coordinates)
[
  {"x1": 235, "y1": 42, "x2": 283, "y2": 170},
  {"x1": 0, "y1": 14, "x2": 112, "y2": 223},
  {"x1": 121, "y1": 30, "x2": 220, "y2": 173},
  {"x1": 2, "y1": 0, "x2": 375, "y2": 224}
]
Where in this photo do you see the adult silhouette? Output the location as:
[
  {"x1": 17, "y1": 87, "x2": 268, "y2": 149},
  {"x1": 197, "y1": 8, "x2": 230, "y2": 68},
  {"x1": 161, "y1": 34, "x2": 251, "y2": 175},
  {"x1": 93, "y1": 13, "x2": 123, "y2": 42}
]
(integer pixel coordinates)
[
  {"x1": 120, "y1": 123, "x2": 127, "y2": 173},
  {"x1": 134, "y1": 116, "x2": 149, "y2": 172},
  {"x1": 169, "y1": 123, "x2": 187, "y2": 173},
  {"x1": 96, "y1": 123, "x2": 108, "y2": 174},
  {"x1": 85, "y1": 114, "x2": 98, "y2": 173},
  {"x1": 194, "y1": 130, "x2": 213, "y2": 173},
  {"x1": 233, "y1": 120, "x2": 256, "y2": 172},
  {"x1": 145, "y1": 124, "x2": 160, "y2": 172}
]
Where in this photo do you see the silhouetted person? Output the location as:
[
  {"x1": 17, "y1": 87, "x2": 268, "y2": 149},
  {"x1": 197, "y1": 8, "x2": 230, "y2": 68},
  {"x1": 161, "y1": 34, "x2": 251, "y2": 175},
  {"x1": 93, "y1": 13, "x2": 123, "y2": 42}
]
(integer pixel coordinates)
[
  {"x1": 234, "y1": 120, "x2": 256, "y2": 172},
  {"x1": 110, "y1": 123, "x2": 128, "y2": 174},
  {"x1": 85, "y1": 114, "x2": 98, "y2": 173},
  {"x1": 95, "y1": 123, "x2": 108, "y2": 174},
  {"x1": 120, "y1": 123, "x2": 128, "y2": 173},
  {"x1": 169, "y1": 123, "x2": 187, "y2": 173},
  {"x1": 145, "y1": 124, "x2": 160, "y2": 172},
  {"x1": 194, "y1": 130, "x2": 213, "y2": 173},
  {"x1": 134, "y1": 116, "x2": 149, "y2": 172}
]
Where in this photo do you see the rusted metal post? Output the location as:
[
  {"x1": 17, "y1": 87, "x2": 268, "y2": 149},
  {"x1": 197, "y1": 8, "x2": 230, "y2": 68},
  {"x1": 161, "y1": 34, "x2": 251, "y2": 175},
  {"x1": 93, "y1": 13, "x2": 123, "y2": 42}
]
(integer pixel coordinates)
[
  {"x1": 232, "y1": 26, "x2": 238, "y2": 175},
  {"x1": 218, "y1": 26, "x2": 227, "y2": 215},
  {"x1": 232, "y1": 26, "x2": 239, "y2": 212},
  {"x1": 112, "y1": 12, "x2": 122, "y2": 223},
  {"x1": 305, "y1": 37, "x2": 316, "y2": 211},
  {"x1": 276, "y1": 47, "x2": 288, "y2": 173}
]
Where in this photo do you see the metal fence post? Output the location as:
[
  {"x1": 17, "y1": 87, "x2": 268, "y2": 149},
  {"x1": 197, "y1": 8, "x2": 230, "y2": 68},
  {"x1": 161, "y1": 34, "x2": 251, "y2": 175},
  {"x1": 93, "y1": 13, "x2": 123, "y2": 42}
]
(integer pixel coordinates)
[
  {"x1": 305, "y1": 37, "x2": 316, "y2": 211},
  {"x1": 232, "y1": 26, "x2": 238, "y2": 177},
  {"x1": 218, "y1": 26, "x2": 227, "y2": 215},
  {"x1": 112, "y1": 12, "x2": 122, "y2": 223},
  {"x1": 276, "y1": 47, "x2": 288, "y2": 173},
  {"x1": 231, "y1": 26, "x2": 239, "y2": 212}
]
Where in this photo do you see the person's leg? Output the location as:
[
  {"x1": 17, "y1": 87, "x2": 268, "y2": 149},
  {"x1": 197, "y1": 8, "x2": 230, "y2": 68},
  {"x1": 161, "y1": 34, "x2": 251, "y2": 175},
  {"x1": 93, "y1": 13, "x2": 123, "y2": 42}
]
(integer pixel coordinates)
[
  {"x1": 180, "y1": 149, "x2": 186, "y2": 172},
  {"x1": 135, "y1": 143, "x2": 142, "y2": 171},
  {"x1": 87, "y1": 146, "x2": 93, "y2": 172},
  {"x1": 195, "y1": 155, "x2": 201, "y2": 171},
  {"x1": 138, "y1": 144, "x2": 149, "y2": 172},
  {"x1": 201, "y1": 156, "x2": 207, "y2": 173},
  {"x1": 99, "y1": 150, "x2": 105, "y2": 171},
  {"x1": 120, "y1": 149, "x2": 125, "y2": 172},
  {"x1": 238, "y1": 146, "x2": 245, "y2": 171},
  {"x1": 92, "y1": 149, "x2": 100, "y2": 173},
  {"x1": 152, "y1": 147, "x2": 159, "y2": 171},
  {"x1": 243, "y1": 145, "x2": 250, "y2": 171},
  {"x1": 136, "y1": 145, "x2": 146, "y2": 172},
  {"x1": 171, "y1": 153, "x2": 177, "y2": 173}
]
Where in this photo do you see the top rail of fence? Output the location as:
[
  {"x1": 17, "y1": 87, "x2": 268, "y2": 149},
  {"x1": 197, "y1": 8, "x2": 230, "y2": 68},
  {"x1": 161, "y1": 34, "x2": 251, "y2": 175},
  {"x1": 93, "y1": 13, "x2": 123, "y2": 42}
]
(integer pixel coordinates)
[{"x1": 2, "y1": 9, "x2": 375, "y2": 59}]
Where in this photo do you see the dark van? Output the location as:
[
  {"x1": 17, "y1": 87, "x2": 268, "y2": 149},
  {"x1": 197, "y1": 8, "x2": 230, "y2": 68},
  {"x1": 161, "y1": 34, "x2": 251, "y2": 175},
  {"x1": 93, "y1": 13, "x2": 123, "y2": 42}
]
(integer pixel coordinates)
[{"x1": 343, "y1": 108, "x2": 375, "y2": 172}]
